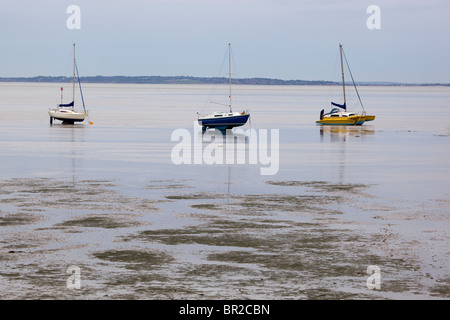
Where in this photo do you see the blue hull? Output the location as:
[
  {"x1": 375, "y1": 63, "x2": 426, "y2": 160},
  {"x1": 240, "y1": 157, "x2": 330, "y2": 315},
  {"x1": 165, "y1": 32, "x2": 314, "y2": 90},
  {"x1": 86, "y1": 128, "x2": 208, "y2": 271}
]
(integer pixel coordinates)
[{"x1": 199, "y1": 114, "x2": 250, "y2": 130}]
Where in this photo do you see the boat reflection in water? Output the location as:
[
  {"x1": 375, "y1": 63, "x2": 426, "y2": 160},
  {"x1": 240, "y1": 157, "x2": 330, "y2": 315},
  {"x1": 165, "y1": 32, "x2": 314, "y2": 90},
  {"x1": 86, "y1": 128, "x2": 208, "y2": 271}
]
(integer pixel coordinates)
[
  {"x1": 319, "y1": 125, "x2": 375, "y2": 143},
  {"x1": 196, "y1": 128, "x2": 253, "y2": 163},
  {"x1": 318, "y1": 125, "x2": 375, "y2": 186}
]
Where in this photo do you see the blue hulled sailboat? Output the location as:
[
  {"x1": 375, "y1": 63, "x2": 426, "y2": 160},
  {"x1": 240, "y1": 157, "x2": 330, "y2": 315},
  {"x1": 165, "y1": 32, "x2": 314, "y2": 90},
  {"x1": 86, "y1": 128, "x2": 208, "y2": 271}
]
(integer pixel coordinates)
[{"x1": 197, "y1": 44, "x2": 250, "y2": 131}]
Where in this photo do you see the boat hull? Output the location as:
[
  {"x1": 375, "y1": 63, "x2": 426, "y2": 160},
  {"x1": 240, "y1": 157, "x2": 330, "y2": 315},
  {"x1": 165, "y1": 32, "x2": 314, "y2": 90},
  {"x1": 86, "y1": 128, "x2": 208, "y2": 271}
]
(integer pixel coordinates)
[
  {"x1": 198, "y1": 114, "x2": 250, "y2": 130},
  {"x1": 49, "y1": 109, "x2": 87, "y2": 123},
  {"x1": 316, "y1": 115, "x2": 366, "y2": 125}
]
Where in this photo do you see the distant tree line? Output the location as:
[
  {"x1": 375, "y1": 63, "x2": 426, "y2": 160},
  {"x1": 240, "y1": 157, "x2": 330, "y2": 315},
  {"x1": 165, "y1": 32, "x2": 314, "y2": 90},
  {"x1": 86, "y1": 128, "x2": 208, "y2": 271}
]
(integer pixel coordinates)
[{"x1": 0, "y1": 75, "x2": 447, "y2": 86}]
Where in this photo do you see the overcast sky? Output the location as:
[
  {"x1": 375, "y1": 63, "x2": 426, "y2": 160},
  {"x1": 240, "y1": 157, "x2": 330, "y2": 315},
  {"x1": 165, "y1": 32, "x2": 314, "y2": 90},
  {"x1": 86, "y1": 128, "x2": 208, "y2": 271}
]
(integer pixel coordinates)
[{"x1": 0, "y1": 0, "x2": 449, "y2": 83}]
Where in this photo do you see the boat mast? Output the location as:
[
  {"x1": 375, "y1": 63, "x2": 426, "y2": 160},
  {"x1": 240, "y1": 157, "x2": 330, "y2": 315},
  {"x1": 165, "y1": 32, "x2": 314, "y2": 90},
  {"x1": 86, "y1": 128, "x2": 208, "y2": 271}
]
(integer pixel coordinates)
[
  {"x1": 72, "y1": 43, "x2": 76, "y2": 111},
  {"x1": 339, "y1": 43, "x2": 346, "y2": 107},
  {"x1": 228, "y1": 43, "x2": 232, "y2": 113}
]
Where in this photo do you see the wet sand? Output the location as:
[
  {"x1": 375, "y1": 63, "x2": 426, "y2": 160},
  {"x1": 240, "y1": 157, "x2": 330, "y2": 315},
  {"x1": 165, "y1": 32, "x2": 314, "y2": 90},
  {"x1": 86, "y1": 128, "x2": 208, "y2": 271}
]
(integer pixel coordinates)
[{"x1": 0, "y1": 177, "x2": 448, "y2": 299}]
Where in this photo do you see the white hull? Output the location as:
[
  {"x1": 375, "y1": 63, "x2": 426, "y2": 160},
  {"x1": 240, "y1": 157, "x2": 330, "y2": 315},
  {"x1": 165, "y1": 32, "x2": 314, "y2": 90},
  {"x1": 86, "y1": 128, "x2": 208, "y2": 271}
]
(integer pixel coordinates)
[{"x1": 49, "y1": 109, "x2": 87, "y2": 122}]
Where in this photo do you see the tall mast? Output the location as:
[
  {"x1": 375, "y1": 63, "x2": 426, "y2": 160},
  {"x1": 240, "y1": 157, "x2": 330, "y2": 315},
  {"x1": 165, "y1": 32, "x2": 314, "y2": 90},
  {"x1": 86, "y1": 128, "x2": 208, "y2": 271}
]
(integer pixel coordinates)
[
  {"x1": 72, "y1": 43, "x2": 76, "y2": 110},
  {"x1": 228, "y1": 43, "x2": 232, "y2": 113},
  {"x1": 339, "y1": 43, "x2": 346, "y2": 107}
]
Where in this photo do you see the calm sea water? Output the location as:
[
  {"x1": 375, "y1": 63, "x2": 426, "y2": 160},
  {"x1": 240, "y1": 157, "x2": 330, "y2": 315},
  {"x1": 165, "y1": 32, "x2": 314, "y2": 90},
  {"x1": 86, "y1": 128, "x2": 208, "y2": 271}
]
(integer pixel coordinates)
[
  {"x1": 1, "y1": 83, "x2": 449, "y2": 198},
  {"x1": 0, "y1": 82, "x2": 449, "y2": 299}
]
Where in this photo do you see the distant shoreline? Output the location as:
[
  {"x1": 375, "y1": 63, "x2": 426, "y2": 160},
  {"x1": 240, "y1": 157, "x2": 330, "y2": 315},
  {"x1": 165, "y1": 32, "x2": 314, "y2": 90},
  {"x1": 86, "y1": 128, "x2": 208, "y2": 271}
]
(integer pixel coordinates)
[{"x1": 0, "y1": 76, "x2": 448, "y2": 86}]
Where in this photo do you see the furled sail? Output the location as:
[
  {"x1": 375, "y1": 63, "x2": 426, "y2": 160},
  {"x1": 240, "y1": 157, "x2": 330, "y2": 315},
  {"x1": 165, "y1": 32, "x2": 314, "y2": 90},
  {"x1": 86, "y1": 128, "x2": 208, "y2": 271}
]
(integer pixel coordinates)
[
  {"x1": 59, "y1": 101, "x2": 74, "y2": 108},
  {"x1": 331, "y1": 102, "x2": 346, "y2": 110}
]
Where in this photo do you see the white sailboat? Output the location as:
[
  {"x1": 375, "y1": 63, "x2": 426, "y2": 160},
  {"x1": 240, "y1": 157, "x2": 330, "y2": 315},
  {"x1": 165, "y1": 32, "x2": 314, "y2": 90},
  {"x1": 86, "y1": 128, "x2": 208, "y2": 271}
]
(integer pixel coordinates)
[
  {"x1": 49, "y1": 43, "x2": 88, "y2": 124},
  {"x1": 197, "y1": 43, "x2": 250, "y2": 132}
]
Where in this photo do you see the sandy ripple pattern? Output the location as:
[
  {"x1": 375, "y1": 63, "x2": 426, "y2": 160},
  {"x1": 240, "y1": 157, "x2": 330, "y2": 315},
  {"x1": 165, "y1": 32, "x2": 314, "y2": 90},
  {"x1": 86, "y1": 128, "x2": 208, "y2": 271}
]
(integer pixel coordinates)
[{"x1": 0, "y1": 177, "x2": 448, "y2": 299}]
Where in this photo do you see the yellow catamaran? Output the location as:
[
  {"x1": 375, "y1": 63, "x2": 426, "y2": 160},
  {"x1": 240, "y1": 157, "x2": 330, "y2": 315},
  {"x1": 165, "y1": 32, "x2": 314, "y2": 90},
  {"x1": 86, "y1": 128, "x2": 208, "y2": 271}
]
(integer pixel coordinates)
[{"x1": 316, "y1": 44, "x2": 375, "y2": 126}]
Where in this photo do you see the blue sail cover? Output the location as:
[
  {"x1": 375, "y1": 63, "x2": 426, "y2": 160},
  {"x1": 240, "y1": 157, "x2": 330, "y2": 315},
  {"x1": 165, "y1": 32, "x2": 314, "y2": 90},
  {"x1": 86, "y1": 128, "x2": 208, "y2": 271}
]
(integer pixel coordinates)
[
  {"x1": 331, "y1": 102, "x2": 346, "y2": 110},
  {"x1": 59, "y1": 101, "x2": 74, "y2": 108}
]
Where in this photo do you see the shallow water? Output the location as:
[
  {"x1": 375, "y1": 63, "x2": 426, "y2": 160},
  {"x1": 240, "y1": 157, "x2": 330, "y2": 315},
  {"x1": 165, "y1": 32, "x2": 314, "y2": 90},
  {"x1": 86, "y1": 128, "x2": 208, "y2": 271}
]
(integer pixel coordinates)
[{"x1": 0, "y1": 82, "x2": 449, "y2": 299}]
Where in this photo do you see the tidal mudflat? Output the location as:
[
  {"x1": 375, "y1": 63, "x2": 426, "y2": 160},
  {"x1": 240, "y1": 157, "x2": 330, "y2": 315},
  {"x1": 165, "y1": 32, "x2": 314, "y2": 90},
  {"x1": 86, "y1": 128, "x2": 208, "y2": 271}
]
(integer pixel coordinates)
[{"x1": 0, "y1": 176, "x2": 447, "y2": 299}]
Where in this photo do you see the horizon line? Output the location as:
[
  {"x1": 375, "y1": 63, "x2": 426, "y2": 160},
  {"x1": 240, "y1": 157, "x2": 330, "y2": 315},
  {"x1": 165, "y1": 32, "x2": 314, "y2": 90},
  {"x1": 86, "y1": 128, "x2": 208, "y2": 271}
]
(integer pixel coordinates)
[{"x1": 0, "y1": 75, "x2": 449, "y2": 86}]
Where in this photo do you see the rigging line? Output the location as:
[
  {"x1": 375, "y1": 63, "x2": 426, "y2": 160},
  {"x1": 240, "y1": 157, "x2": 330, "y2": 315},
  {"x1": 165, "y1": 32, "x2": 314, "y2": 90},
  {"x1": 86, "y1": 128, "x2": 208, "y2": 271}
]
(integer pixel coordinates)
[
  {"x1": 63, "y1": 55, "x2": 72, "y2": 82},
  {"x1": 205, "y1": 46, "x2": 230, "y2": 110},
  {"x1": 228, "y1": 45, "x2": 244, "y2": 108},
  {"x1": 342, "y1": 49, "x2": 365, "y2": 111},
  {"x1": 210, "y1": 101, "x2": 228, "y2": 106},
  {"x1": 228, "y1": 43, "x2": 232, "y2": 112},
  {"x1": 230, "y1": 44, "x2": 237, "y2": 79},
  {"x1": 328, "y1": 51, "x2": 341, "y2": 104},
  {"x1": 230, "y1": 45, "x2": 239, "y2": 106},
  {"x1": 75, "y1": 62, "x2": 87, "y2": 114}
]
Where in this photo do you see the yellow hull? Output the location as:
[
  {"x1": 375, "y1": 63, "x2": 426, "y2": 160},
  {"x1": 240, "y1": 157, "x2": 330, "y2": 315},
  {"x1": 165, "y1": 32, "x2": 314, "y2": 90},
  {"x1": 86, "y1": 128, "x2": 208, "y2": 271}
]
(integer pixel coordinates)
[
  {"x1": 365, "y1": 115, "x2": 376, "y2": 121},
  {"x1": 316, "y1": 115, "x2": 367, "y2": 125}
]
